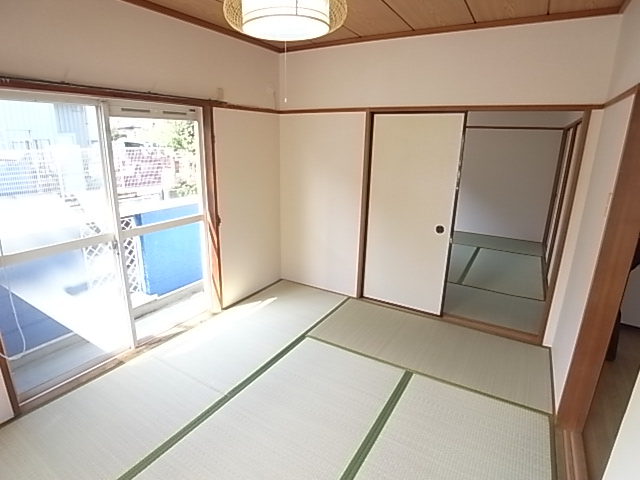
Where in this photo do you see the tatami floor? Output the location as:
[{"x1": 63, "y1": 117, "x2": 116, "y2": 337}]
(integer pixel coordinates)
[
  {"x1": 0, "y1": 281, "x2": 554, "y2": 479},
  {"x1": 445, "y1": 231, "x2": 546, "y2": 334}
]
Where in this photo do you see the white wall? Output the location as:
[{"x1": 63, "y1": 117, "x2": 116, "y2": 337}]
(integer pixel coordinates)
[
  {"x1": 0, "y1": 0, "x2": 279, "y2": 109},
  {"x1": 608, "y1": 0, "x2": 640, "y2": 98},
  {"x1": 0, "y1": 374, "x2": 13, "y2": 425},
  {"x1": 455, "y1": 129, "x2": 563, "y2": 242},
  {"x1": 280, "y1": 113, "x2": 366, "y2": 296},
  {"x1": 603, "y1": 370, "x2": 640, "y2": 479},
  {"x1": 214, "y1": 109, "x2": 280, "y2": 307},
  {"x1": 545, "y1": 96, "x2": 635, "y2": 404},
  {"x1": 279, "y1": 17, "x2": 620, "y2": 109}
]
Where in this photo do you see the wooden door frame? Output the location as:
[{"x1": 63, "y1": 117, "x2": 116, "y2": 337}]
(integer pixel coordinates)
[
  {"x1": 538, "y1": 113, "x2": 591, "y2": 342},
  {"x1": 557, "y1": 86, "x2": 640, "y2": 432}
]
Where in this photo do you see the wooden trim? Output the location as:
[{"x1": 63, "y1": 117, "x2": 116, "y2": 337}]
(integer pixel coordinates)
[
  {"x1": 440, "y1": 112, "x2": 469, "y2": 315},
  {"x1": 540, "y1": 112, "x2": 591, "y2": 341},
  {"x1": 215, "y1": 103, "x2": 279, "y2": 114},
  {"x1": 280, "y1": 107, "x2": 370, "y2": 115},
  {"x1": 620, "y1": 0, "x2": 635, "y2": 14},
  {"x1": 463, "y1": 0, "x2": 478, "y2": 23},
  {"x1": 202, "y1": 107, "x2": 224, "y2": 311},
  {"x1": 604, "y1": 84, "x2": 639, "y2": 108},
  {"x1": 542, "y1": 129, "x2": 570, "y2": 249},
  {"x1": 0, "y1": 76, "x2": 280, "y2": 115},
  {"x1": 547, "y1": 126, "x2": 579, "y2": 268},
  {"x1": 285, "y1": 8, "x2": 620, "y2": 52},
  {"x1": 441, "y1": 312, "x2": 541, "y2": 345},
  {"x1": 557, "y1": 92, "x2": 640, "y2": 432},
  {"x1": 541, "y1": 255, "x2": 550, "y2": 302},
  {"x1": 1, "y1": 76, "x2": 604, "y2": 115},
  {"x1": 556, "y1": 428, "x2": 589, "y2": 480},
  {"x1": 118, "y1": 0, "x2": 280, "y2": 52},
  {"x1": 0, "y1": 76, "x2": 210, "y2": 106},
  {"x1": 355, "y1": 110, "x2": 374, "y2": 298},
  {"x1": 466, "y1": 125, "x2": 565, "y2": 131},
  {"x1": 282, "y1": 104, "x2": 602, "y2": 114},
  {"x1": 563, "y1": 117, "x2": 583, "y2": 130},
  {"x1": 0, "y1": 339, "x2": 20, "y2": 417}
]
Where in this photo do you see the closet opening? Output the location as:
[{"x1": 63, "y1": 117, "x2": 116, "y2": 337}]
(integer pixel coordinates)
[
  {"x1": 358, "y1": 109, "x2": 589, "y2": 344},
  {"x1": 442, "y1": 110, "x2": 585, "y2": 342}
]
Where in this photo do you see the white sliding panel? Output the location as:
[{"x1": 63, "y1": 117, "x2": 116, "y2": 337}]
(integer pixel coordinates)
[
  {"x1": 215, "y1": 108, "x2": 281, "y2": 307},
  {"x1": 364, "y1": 114, "x2": 465, "y2": 314},
  {"x1": 280, "y1": 113, "x2": 366, "y2": 296}
]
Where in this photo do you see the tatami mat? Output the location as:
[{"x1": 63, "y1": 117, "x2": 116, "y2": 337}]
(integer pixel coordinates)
[
  {"x1": 0, "y1": 355, "x2": 223, "y2": 480},
  {"x1": 447, "y1": 244, "x2": 477, "y2": 283},
  {"x1": 453, "y1": 231, "x2": 543, "y2": 256},
  {"x1": 150, "y1": 280, "x2": 345, "y2": 393},
  {"x1": 356, "y1": 375, "x2": 552, "y2": 480},
  {"x1": 310, "y1": 299, "x2": 552, "y2": 413},
  {"x1": 444, "y1": 283, "x2": 544, "y2": 335},
  {"x1": 462, "y1": 248, "x2": 544, "y2": 300},
  {"x1": 138, "y1": 339, "x2": 404, "y2": 480}
]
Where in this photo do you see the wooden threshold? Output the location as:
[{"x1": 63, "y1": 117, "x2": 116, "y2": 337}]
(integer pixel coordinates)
[
  {"x1": 358, "y1": 296, "x2": 541, "y2": 346},
  {"x1": 556, "y1": 428, "x2": 589, "y2": 480},
  {"x1": 442, "y1": 312, "x2": 542, "y2": 345}
]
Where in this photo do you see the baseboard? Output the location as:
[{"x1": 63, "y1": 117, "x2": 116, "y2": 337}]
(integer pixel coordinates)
[{"x1": 556, "y1": 427, "x2": 589, "y2": 480}]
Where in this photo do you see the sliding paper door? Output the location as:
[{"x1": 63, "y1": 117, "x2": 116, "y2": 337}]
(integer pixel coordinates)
[{"x1": 364, "y1": 114, "x2": 465, "y2": 314}]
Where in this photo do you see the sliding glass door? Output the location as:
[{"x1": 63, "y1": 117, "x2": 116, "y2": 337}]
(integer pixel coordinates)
[
  {"x1": 106, "y1": 103, "x2": 211, "y2": 342},
  {"x1": 0, "y1": 93, "x2": 133, "y2": 401},
  {"x1": 0, "y1": 93, "x2": 212, "y2": 403}
]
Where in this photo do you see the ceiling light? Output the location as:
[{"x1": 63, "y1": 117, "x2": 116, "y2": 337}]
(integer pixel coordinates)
[{"x1": 223, "y1": 0, "x2": 348, "y2": 42}]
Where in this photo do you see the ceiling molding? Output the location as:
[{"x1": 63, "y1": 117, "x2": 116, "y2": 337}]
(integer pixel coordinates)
[
  {"x1": 117, "y1": 1, "x2": 623, "y2": 54},
  {"x1": 285, "y1": 7, "x2": 621, "y2": 52},
  {"x1": 119, "y1": 0, "x2": 280, "y2": 52}
]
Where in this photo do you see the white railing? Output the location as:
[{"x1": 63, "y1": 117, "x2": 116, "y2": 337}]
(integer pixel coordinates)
[{"x1": 0, "y1": 146, "x2": 197, "y2": 199}]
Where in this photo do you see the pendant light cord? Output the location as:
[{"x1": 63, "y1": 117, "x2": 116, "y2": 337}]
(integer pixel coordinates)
[
  {"x1": 0, "y1": 236, "x2": 26, "y2": 361},
  {"x1": 284, "y1": 41, "x2": 288, "y2": 104}
]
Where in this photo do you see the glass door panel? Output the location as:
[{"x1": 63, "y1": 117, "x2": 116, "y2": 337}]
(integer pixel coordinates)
[
  {"x1": 109, "y1": 116, "x2": 201, "y2": 214},
  {"x1": 0, "y1": 100, "x2": 112, "y2": 254},
  {"x1": 2, "y1": 244, "x2": 130, "y2": 399},
  {"x1": 107, "y1": 107, "x2": 211, "y2": 341},
  {"x1": 0, "y1": 95, "x2": 132, "y2": 401}
]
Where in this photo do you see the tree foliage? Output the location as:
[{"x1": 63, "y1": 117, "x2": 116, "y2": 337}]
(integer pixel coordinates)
[{"x1": 167, "y1": 120, "x2": 196, "y2": 155}]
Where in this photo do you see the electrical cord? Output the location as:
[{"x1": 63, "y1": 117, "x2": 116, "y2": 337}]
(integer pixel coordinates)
[{"x1": 0, "y1": 236, "x2": 26, "y2": 360}]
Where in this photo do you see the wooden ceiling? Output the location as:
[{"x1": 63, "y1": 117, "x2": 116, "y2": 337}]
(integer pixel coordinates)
[{"x1": 121, "y1": 0, "x2": 629, "y2": 52}]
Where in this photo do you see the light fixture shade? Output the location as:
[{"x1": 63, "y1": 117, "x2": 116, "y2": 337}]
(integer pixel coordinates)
[{"x1": 223, "y1": 0, "x2": 348, "y2": 42}]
